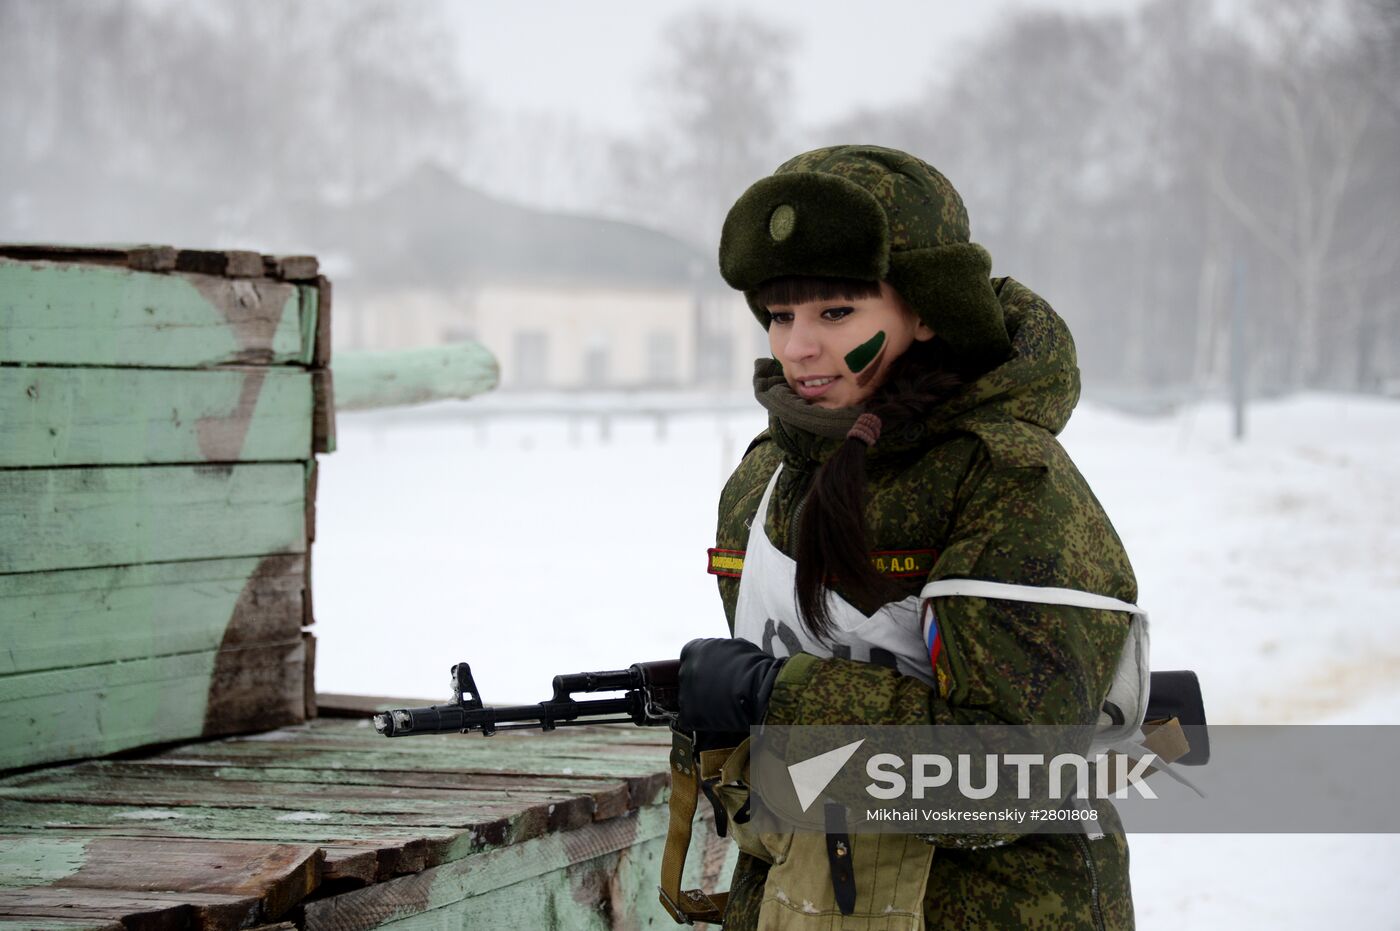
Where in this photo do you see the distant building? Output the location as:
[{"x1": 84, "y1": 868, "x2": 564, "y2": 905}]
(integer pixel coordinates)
[{"x1": 301, "y1": 164, "x2": 765, "y2": 393}]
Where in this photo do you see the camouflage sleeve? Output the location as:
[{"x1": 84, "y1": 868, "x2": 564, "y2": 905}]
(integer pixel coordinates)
[
  {"x1": 765, "y1": 440, "x2": 1135, "y2": 731},
  {"x1": 713, "y1": 434, "x2": 779, "y2": 634}
]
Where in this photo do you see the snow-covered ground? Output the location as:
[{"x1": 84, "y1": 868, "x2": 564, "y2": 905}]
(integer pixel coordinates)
[{"x1": 315, "y1": 391, "x2": 1400, "y2": 928}]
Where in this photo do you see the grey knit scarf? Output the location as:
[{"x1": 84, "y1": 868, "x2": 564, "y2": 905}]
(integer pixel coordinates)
[{"x1": 751, "y1": 359, "x2": 861, "y2": 440}]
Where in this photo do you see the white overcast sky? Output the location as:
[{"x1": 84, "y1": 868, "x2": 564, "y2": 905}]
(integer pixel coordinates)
[{"x1": 450, "y1": 0, "x2": 1150, "y2": 135}]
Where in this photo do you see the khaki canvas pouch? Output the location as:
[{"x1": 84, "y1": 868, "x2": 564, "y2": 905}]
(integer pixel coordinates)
[
  {"x1": 757, "y1": 832, "x2": 935, "y2": 930},
  {"x1": 703, "y1": 739, "x2": 935, "y2": 928}
]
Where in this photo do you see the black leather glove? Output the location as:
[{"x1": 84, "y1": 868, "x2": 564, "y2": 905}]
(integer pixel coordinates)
[{"x1": 677, "y1": 637, "x2": 786, "y2": 733}]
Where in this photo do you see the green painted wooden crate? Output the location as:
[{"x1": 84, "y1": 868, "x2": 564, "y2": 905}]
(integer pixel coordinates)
[{"x1": 0, "y1": 245, "x2": 334, "y2": 772}]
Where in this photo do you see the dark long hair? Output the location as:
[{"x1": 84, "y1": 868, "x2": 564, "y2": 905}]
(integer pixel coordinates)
[{"x1": 752, "y1": 276, "x2": 981, "y2": 641}]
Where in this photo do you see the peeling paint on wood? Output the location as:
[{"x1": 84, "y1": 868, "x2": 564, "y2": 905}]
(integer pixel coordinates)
[
  {"x1": 0, "y1": 258, "x2": 309, "y2": 367},
  {"x1": 0, "y1": 919, "x2": 124, "y2": 930},
  {"x1": 0, "y1": 720, "x2": 737, "y2": 929},
  {"x1": 0, "y1": 463, "x2": 306, "y2": 574},
  {"x1": 0, "y1": 886, "x2": 263, "y2": 931},
  {"x1": 312, "y1": 369, "x2": 336, "y2": 453},
  {"x1": 0, "y1": 366, "x2": 312, "y2": 467},
  {"x1": 0, "y1": 836, "x2": 320, "y2": 922},
  {"x1": 0, "y1": 639, "x2": 305, "y2": 770},
  {"x1": 175, "y1": 250, "x2": 265, "y2": 279},
  {"x1": 0, "y1": 555, "x2": 304, "y2": 676},
  {"x1": 263, "y1": 255, "x2": 319, "y2": 281},
  {"x1": 333, "y1": 342, "x2": 498, "y2": 411},
  {"x1": 313, "y1": 276, "x2": 332, "y2": 368}
]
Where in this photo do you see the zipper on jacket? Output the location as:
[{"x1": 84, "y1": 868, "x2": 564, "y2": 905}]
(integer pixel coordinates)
[
  {"x1": 1070, "y1": 832, "x2": 1107, "y2": 931},
  {"x1": 785, "y1": 463, "x2": 812, "y2": 555}
]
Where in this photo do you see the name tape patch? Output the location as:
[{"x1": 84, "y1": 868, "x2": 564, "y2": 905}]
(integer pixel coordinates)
[
  {"x1": 707, "y1": 548, "x2": 938, "y2": 579},
  {"x1": 707, "y1": 548, "x2": 746, "y2": 578}
]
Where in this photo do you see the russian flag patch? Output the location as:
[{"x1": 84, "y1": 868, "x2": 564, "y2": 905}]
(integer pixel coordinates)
[{"x1": 921, "y1": 600, "x2": 943, "y2": 669}]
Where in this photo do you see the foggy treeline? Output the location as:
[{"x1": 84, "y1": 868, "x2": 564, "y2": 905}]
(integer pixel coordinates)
[
  {"x1": 826, "y1": 0, "x2": 1400, "y2": 394},
  {"x1": 2, "y1": 0, "x2": 1397, "y2": 393}
]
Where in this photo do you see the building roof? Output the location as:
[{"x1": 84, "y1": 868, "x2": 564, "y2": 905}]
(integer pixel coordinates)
[{"x1": 303, "y1": 164, "x2": 710, "y2": 293}]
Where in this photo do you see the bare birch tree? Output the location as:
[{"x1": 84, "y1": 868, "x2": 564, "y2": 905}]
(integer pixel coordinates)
[{"x1": 610, "y1": 9, "x2": 796, "y2": 248}]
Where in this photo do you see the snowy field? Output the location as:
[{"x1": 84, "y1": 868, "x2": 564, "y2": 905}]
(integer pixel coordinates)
[{"x1": 315, "y1": 391, "x2": 1400, "y2": 929}]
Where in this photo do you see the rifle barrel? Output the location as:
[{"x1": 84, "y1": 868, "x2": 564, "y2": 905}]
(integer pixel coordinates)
[{"x1": 373, "y1": 696, "x2": 637, "y2": 737}]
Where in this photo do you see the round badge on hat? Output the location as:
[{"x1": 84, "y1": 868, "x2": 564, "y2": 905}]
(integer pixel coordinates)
[{"x1": 768, "y1": 204, "x2": 796, "y2": 242}]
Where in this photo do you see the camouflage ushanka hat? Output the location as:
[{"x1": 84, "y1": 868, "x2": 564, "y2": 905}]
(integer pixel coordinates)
[{"x1": 719, "y1": 144, "x2": 1011, "y2": 365}]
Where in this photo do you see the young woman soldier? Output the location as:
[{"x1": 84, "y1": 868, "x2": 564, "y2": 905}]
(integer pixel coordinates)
[{"x1": 676, "y1": 145, "x2": 1139, "y2": 930}]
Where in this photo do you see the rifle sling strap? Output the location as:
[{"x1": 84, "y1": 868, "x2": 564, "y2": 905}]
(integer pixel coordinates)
[{"x1": 659, "y1": 728, "x2": 729, "y2": 925}]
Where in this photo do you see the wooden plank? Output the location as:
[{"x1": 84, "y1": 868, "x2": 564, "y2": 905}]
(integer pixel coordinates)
[
  {"x1": 0, "y1": 640, "x2": 305, "y2": 771},
  {"x1": 153, "y1": 735, "x2": 672, "y2": 778},
  {"x1": 0, "y1": 756, "x2": 625, "y2": 813},
  {"x1": 297, "y1": 284, "x2": 318, "y2": 368},
  {"x1": 302, "y1": 544, "x2": 315, "y2": 627},
  {"x1": 140, "y1": 746, "x2": 671, "y2": 813},
  {"x1": 5, "y1": 757, "x2": 641, "y2": 826},
  {"x1": 0, "y1": 366, "x2": 313, "y2": 467},
  {"x1": 320, "y1": 846, "x2": 379, "y2": 885},
  {"x1": 0, "y1": 886, "x2": 260, "y2": 931},
  {"x1": 202, "y1": 639, "x2": 308, "y2": 738},
  {"x1": 333, "y1": 343, "x2": 498, "y2": 411},
  {"x1": 0, "y1": 554, "x2": 304, "y2": 676},
  {"x1": 175, "y1": 249, "x2": 263, "y2": 279},
  {"x1": 0, "y1": 810, "x2": 456, "y2": 855},
  {"x1": 303, "y1": 633, "x2": 318, "y2": 720},
  {"x1": 304, "y1": 459, "x2": 318, "y2": 546},
  {"x1": 262, "y1": 255, "x2": 319, "y2": 281},
  {"x1": 311, "y1": 369, "x2": 335, "y2": 453},
  {"x1": 313, "y1": 276, "x2": 332, "y2": 368},
  {"x1": 0, "y1": 795, "x2": 510, "y2": 837},
  {"x1": 0, "y1": 777, "x2": 600, "y2": 831},
  {"x1": 191, "y1": 721, "x2": 673, "y2": 757},
  {"x1": 0, "y1": 836, "x2": 320, "y2": 922},
  {"x1": 0, "y1": 258, "x2": 307, "y2": 367},
  {"x1": 300, "y1": 803, "x2": 718, "y2": 931},
  {"x1": 0, "y1": 463, "x2": 305, "y2": 574},
  {"x1": 58, "y1": 761, "x2": 636, "y2": 818},
  {"x1": 0, "y1": 919, "x2": 124, "y2": 930},
  {"x1": 0, "y1": 244, "x2": 176, "y2": 272},
  {"x1": 126, "y1": 247, "x2": 179, "y2": 273}
]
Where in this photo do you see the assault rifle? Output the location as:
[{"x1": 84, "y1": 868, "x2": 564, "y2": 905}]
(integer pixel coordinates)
[
  {"x1": 371, "y1": 660, "x2": 680, "y2": 737},
  {"x1": 371, "y1": 660, "x2": 1208, "y2": 765}
]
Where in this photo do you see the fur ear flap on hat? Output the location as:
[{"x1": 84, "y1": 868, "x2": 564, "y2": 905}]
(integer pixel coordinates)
[{"x1": 886, "y1": 243, "x2": 1010, "y2": 365}]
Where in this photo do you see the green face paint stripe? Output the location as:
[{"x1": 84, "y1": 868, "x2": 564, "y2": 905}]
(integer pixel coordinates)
[
  {"x1": 855, "y1": 341, "x2": 889, "y2": 388},
  {"x1": 844, "y1": 330, "x2": 886, "y2": 374}
]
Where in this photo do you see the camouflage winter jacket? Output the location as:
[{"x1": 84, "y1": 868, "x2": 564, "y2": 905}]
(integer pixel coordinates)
[{"x1": 713, "y1": 278, "x2": 1137, "y2": 930}]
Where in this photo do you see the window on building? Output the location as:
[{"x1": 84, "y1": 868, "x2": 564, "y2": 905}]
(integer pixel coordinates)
[
  {"x1": 514, "y1": 331, "x2": 548, "y2": 389},
  {"x1": 648, "y1": 331, "x2": 677, "y2": 385},
  {"x1": 697, "y1": 333, "x2": 732, "y2": 386},
  {"x1": 583, "y1": 336, "x2": 609, "y2": 388}
]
